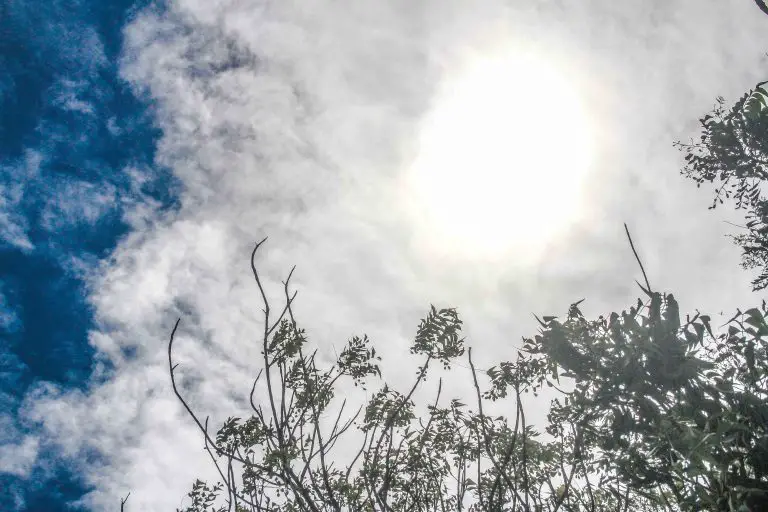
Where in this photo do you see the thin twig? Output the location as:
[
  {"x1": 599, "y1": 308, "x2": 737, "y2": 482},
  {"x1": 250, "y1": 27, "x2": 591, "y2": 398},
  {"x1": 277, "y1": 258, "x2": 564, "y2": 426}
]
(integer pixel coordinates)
[
  {"x1": 469, "y1": 348, "x2": 523, "y2": 510},
  {"x1": 723, "y1": 220, "x2": 748, "y2": 230},
  {"x1": 624, "y1": 223, "x2": 652, "y2": 293},
  {"x1": 120, "y1": 493, "x2": 130, "y2": 512}
]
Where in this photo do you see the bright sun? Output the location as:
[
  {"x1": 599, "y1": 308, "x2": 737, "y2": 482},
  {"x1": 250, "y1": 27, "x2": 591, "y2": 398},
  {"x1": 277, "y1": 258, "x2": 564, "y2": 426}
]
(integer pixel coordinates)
[{"x1": 404, "y1": 49, "x2": 595, "y2": 265}]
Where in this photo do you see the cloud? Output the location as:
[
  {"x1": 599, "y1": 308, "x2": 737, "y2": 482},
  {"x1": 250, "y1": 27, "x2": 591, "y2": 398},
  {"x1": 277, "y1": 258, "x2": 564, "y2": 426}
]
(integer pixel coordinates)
[
  {"x1": 0, "y1": 152, "x2": 43, "y2": 252},
  {"x1": 40, "y1": 181, "x2": 118, "y2": 233},
  {"x1": 0, "y1": 384, "x2": 39, "y2": 506},
  {"x1": 22, "y1": 1, "x2": 768, "y2": 510},
  {"x1": 0, "y1": 283, "x2": 20, "y2": 332},
  {"x1": 50, "y1": 79, "x2": 99, "y2": 116},
  {"x1": 0, "y1": 433, "x2": 40, "y2": 479}
]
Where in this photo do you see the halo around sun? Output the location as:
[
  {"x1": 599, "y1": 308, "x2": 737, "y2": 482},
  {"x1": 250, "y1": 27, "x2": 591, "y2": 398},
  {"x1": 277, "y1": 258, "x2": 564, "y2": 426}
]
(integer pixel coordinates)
[{"x1": 403, "y1": 47, "x2": 595, "y2": 266}]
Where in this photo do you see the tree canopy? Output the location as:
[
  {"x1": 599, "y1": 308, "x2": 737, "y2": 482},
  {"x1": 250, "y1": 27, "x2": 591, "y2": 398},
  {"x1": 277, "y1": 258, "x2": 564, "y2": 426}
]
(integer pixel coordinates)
[{"x1": 160, "y1": 231, "x2": 768, "y2": 512}]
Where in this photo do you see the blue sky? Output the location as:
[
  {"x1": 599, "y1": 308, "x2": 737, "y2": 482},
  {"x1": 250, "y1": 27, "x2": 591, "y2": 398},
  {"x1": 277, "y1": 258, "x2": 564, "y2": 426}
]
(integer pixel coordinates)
[
  {"x1": 1, "y1": 0, "x2": 177, "y2": 509},
  {"x1": 1, "y1": 1, "x2": 768, "y2": 511}
]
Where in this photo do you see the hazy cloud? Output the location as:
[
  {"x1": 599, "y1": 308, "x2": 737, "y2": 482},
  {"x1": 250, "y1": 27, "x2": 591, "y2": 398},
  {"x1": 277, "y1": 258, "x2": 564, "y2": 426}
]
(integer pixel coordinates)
[{"x1": 22, "y1": 1, "x2": 768, "y2": 510}]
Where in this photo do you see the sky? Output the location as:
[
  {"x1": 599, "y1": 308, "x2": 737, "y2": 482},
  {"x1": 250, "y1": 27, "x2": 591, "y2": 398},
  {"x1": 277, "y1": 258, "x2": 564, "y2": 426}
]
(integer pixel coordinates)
[{"x1": 1, "y1": 0, "x2": 767, "y2": 510}]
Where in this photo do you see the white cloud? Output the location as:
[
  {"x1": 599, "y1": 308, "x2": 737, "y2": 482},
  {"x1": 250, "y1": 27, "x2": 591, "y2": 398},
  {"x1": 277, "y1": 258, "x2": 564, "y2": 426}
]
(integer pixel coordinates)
[
  {"x1": 0, "y1": 151, "x2": 42, "y2": 252},
  {"x1": 40, "y1": 180, "x2": 117, "y2": 233},
  {"x1": 0, "y1": 409, "x2": 39, "y2": 482},
  {"x1": 0, "y1": 435, "x2": 40, "y2": 478},
  {"x1": 23, "y1": 1, "x2": 768, "y2": 510},
  {"x1": 51, "y1": 78, "x2": 98, "y2": 115}
]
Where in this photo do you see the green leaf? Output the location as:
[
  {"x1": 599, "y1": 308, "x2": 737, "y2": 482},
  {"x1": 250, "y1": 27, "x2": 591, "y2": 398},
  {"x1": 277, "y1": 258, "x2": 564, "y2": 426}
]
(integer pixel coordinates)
[{"x1": 743, "y1": 308, "x2": 765, "y2": 330}]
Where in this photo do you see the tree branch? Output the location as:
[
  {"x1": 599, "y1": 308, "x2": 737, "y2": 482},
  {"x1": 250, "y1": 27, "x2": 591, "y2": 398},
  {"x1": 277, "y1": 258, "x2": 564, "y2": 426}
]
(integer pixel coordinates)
[
  {"x1": 624, "y1": 223, "x2": 653, "y2": 294},
  {"x1": 120, "y1": 492, "x2": 130, "y2": 512}
]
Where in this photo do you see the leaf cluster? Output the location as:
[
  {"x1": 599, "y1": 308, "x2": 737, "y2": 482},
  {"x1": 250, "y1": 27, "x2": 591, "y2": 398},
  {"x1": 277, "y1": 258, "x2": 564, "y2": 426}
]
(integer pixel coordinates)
[
  {"x1": 525, "y1": 292, "x2": 768, "y2": 512},
  {"x1": 676, "y1": 81, "x2": 768, "y2": 290}
]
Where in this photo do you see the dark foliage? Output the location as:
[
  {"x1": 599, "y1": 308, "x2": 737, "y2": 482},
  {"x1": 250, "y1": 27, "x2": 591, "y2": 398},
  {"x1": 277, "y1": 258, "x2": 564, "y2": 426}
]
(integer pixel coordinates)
[
  {"x1": 160, "y1": 239, "x2": 767, "y2": 511},
  {"x1": 676, "y1": 82, "x2": 768, "y2": 290}
]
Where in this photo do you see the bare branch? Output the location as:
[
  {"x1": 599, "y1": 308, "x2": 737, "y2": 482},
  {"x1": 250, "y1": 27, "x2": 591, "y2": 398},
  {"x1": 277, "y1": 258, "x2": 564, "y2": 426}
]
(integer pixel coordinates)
[
  {"x1": 120, "y1": 492, "x2": 130, "y2": 512},
  {"x1": 624, "y1": 223, "x2": 653, "y2": 294}
]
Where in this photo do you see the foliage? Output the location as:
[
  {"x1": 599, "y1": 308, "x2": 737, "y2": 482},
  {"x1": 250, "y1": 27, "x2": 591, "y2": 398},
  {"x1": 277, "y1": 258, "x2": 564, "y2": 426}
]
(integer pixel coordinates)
[
  {"x1": 177, "y1": 481, "x2": 226, "y2": 512},
  {"x1": 524, "y1": 289, "x2": 768, "y2": 511},
  {"x1": 162, "y1": 237, "x2": 763, "y2": 512},
  {"x1": 676, "y1": 81, "x2": 768, "y2": 290},
  {"x1": 167, "y1": 239, "x2": 677, "y2": 512}
]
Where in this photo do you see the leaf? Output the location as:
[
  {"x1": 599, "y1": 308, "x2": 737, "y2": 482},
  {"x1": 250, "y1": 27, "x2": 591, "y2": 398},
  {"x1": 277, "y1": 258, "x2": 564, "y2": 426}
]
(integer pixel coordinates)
[
  {"x1": 693, "y1": 322, "x2": 705, "y2": 344},
  {"x1": 743, "y1": 308, "x2": 765, "y2": 330},
  {"x1": 745, "y1": 342, "x2": 756, "y2": 374},
  {"x1": 700, "y1": 315, "x2": 714, "y2": 338}
]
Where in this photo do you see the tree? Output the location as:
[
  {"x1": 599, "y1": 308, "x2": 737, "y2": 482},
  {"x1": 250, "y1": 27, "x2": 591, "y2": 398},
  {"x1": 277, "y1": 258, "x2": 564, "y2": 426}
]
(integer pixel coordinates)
[
  {"x1": 162, "y1": 235, "x2": 767, "y2": 512},
  {"x1": 166, "y1": 238, "x2": 663, "y2": 512},
  {"x1": 527, "y1": 289, "x2": 768, "y2": 511},
  {"x1": 676, "y1": 81, "x2": 768, "y2": 290}
]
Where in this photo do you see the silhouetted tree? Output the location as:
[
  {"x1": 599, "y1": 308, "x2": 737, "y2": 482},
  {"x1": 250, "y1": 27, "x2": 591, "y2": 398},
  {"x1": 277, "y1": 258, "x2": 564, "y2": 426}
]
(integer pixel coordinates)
[
  {"x1": 676, "y1": 81, "x2": 768, "y2": 290},
  {"x1": 526, "y1": 288, "x2": 768, "y2": 511},
  {"x1": 167, "y1": 239, "x2": 666, "y2": 512},
  {"x1": 164, "y1": 236, "x2": 767, "y2": 512}
]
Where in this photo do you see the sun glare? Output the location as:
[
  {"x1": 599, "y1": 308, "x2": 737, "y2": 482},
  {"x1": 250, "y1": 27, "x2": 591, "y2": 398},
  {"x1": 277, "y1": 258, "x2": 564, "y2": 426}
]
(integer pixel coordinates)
[{"x1": 404, "y1": 49, "x2": 594, "y2": 265}]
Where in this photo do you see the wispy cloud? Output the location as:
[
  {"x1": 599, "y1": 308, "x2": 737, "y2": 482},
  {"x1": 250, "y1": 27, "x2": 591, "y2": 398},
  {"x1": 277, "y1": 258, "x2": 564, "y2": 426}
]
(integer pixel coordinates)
[
  {"x1": 0, "y1": 152, "x2": 42, "y2": 252},
  {"x1": 0, "y1": 283, "x2": 20, "y2": 332},
  {"x1": 19, "y1": 1, "x2": 768, "y2": 510}
]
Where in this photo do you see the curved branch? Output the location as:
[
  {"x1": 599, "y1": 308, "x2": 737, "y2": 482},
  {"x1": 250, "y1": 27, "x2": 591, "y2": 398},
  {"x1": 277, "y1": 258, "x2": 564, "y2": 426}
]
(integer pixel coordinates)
[
  {"x1": 168, "y1": 318, "x2": 321, "y2": 512},
  {"x1": 169, "y1": 319, "x2": 270, "y2": 474}
]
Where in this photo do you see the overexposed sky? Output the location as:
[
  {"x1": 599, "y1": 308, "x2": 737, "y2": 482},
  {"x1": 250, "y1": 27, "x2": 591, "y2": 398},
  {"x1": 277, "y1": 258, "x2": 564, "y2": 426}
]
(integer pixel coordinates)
[{"x1": 14, "y1": 1, "x2": 768, "y2": 510}]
